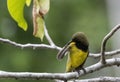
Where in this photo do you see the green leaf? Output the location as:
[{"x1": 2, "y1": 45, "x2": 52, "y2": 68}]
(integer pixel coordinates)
[{"x1": 7, "y1": 0, "x2": 32, "y2": 31}]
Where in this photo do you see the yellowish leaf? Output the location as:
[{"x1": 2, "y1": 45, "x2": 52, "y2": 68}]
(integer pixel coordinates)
[
  {"x1": 39, "y1": 0, "x2": 50, "y2": 15},
  {"x1": 33, "y1": 16, "x2": 44, "y2": 41},
  {"x1": 32, "y1": 0, "x2": 50, "y2": 40}
]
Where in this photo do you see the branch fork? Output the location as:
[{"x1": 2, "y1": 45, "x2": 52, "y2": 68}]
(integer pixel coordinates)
[{"x1": 100, "y1": 24, "x2": 120, "y2": 64}]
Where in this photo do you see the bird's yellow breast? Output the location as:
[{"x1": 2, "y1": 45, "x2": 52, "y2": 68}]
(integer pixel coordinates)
[{"x1": 66, "y1": 42, "x2": 88, "y2": 72}]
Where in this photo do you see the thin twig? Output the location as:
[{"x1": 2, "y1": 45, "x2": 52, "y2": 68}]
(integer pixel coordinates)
[
  {"x1": 0, "y1": 58, "x2": 120, "y2": 81},
  {"x1": 44, "y1": 25, "x2": 56, "y2": 47},
  {"x1": 0, "y1": 38, "x2": 61, "y2": 50},
  {"x1": 101, "y1": 24, "x2": 120, "y2": 64},
  {"x1": 89, "y1": 49, "x2": 120, "y2": 58}
]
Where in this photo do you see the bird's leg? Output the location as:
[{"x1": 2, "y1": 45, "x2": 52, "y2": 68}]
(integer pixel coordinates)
[
  {"x1": 64, "y1": 79, "x2": 67, "y2": 82},
  {"x1": 73, "y1": 69, "x2": 80, "y2": 78},
  {"x1": 81, "y1": 67, "x2": 86, "y2": 74},
  {"x1": 74, "y1": 67, "x2": 86, "y2": 79}
]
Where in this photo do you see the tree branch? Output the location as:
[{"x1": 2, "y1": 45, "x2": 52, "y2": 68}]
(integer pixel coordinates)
[
  {"x1": 0, "y1": 37, "x2": 120, "y2": 58},
  {"x1": 74, "y1": 76, "x2": 120, "y2": 82},
  {"x1": 0, "y1": 58, "x2": 120, "y2": 81},
  {"x1": 89, "y1": 49, "x2": 120, "y2": 58},
  {"x1": 44, "y1": 25, "x2": 56, "y2": 47},
  {"x1": 0, "y1": 38, "x2": 61, "y2": 50},
  {"x1": 100, "y1": 24, "x2": 120, "y2": 64}
]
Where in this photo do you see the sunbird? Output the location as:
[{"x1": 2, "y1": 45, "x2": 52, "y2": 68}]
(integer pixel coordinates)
[{"x1": 57, "y1": 32, "x2": 89, "y2": 72}]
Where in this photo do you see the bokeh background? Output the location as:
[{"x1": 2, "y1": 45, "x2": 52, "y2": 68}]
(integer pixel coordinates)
[{"x1": 0, "y1": 0, "x2": 120, "y2": 82}]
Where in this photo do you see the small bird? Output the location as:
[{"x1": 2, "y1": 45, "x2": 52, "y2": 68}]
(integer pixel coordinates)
[{"x1": 57, "y1": 32, "x2": 89, "y2": 72}]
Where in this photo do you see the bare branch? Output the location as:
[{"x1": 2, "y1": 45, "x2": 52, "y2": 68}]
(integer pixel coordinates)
[
  {"x1": 78, "y1": 58, "x2": 120, "y2": 78},
  {"x1": 101, "y1": 24, "x2": 120, "y2": 64},
  {"x1": 74, "y1": 76, "x2": 120, "y2": 82},
  {"x1": 0, "y1": 70, "x2": 77, "y2": 80},
  {"x1": 0, "y1": 38, "x2": 61, "y2": 50},
  {"x1": 89, "y1": 49, "x2": 120, "y2": 58},
  {"x1": 44, "y1": 25, "x2": 56, "y2": 47},
  {"x1": 1, "y1": 37, "x2": 120, "y2": 58},
  {"x1": 0, "y1": 58, "x2": 120, "y2": 81}
]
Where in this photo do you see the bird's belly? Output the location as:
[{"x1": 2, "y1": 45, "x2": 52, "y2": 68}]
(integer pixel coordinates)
[
  {"x1": 70, "y1": 50, "x2": 87, "y2": 68},
  {"x1": 66, "y1": 42, "x2": 88, "y2": 72}
]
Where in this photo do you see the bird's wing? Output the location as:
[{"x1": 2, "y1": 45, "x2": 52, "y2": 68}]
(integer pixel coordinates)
[{"x1": 57, "y1": 41, "x2": 71, "y2": 60}]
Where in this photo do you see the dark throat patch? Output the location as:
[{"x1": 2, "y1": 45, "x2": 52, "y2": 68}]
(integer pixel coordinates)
[{"x1": 75, "y1": 40, "x2": 88, "y2": 52}]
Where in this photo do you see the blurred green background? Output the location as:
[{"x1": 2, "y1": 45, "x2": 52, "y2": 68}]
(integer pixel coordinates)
[{"x1": 0, "y1": 0, "x2": 112, "y2": 82}]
